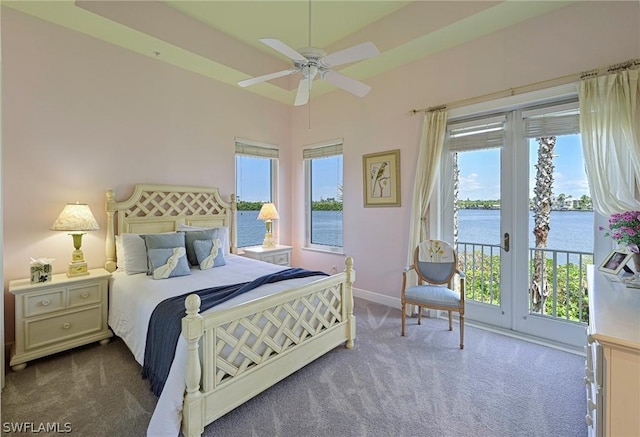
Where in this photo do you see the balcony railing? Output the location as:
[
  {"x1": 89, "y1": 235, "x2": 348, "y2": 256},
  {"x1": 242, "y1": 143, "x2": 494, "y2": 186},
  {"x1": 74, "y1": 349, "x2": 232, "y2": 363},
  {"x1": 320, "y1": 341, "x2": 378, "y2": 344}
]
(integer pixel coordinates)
[{"x1": 456, "y1": 242, "x2": 592, "y2": 324}]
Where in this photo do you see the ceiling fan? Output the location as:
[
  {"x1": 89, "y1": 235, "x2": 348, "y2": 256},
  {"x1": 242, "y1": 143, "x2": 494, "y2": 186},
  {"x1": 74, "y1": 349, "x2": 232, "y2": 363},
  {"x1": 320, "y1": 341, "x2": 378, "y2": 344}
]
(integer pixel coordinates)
[{"x1": 238, "y1": 38, "x2": 380, "y2": 106}]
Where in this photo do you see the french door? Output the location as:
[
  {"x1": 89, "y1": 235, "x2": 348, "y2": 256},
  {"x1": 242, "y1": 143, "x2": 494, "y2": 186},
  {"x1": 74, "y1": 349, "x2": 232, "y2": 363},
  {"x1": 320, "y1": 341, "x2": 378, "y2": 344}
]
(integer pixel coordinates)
[{"x1": 440, "y1": 100, "x2": 591, "y2": 348}]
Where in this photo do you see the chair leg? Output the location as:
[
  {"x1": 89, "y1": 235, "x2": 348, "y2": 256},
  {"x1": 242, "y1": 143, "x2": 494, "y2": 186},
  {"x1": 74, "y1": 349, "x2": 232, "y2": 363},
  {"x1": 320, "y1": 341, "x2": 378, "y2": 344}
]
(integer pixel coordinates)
[
  {"x1": 417, "y1": 306, "x2": 422, "y2": 325},
  {"x1": 448, "y1": 311, "x2": 452, "y2": 331},
  {"x1": 459, "y1": 314, "x2": 465, "y2": 350},
  {"x1": 401, "y1": 301, "x2": 406, "y2": 337}
]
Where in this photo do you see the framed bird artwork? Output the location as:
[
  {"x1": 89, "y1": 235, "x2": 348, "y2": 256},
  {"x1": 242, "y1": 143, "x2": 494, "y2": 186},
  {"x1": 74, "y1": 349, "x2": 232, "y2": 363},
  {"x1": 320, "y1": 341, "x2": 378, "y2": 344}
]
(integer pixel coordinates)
[{"x1": 363, "y1": 149, "x2": 401, "y2": 207}]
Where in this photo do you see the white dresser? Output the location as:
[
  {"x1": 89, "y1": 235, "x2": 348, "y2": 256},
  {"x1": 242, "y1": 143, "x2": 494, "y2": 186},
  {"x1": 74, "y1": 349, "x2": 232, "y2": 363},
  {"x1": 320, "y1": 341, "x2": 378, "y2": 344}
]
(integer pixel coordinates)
[
  {"x1": 241, "y1": 245, "x2": 292, "y2": 266},
  {"x1": 586, "y1": 266, "x2": 640, "y2": 437},
  {"x1": 9, "y1": 268, "x2": 113, "y2": 371}
]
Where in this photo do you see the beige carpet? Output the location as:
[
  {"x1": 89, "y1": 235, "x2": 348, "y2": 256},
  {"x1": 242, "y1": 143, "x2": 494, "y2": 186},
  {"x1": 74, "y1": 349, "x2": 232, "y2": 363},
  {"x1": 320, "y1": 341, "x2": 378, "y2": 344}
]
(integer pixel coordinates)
[{"x1": 2, "y1": 298, "x2": 587, "y2": 436}]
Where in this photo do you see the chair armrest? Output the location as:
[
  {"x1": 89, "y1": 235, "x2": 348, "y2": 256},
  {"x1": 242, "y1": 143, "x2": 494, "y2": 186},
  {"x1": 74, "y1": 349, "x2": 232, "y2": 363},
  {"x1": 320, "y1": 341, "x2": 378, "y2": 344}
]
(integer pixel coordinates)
[
  {"x1": 456, "y1": 269, "x2": 466, "y2": 279},
  {"x1": 403, "y1": 265, "x2": 414, "y2": 273}
]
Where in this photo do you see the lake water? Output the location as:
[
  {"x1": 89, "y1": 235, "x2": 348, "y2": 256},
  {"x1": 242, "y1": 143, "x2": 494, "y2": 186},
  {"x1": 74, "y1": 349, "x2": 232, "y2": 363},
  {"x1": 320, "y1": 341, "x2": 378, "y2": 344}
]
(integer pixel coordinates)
[
  {"x1": 458, "y1": 209, "x2": 594, "y2": 253},
  {"x1": 238, "y1": 209, "x2": 594, "y2": 253},
  {"x1": 237, "y1": 210, "x2": 344, "y2": 248}
]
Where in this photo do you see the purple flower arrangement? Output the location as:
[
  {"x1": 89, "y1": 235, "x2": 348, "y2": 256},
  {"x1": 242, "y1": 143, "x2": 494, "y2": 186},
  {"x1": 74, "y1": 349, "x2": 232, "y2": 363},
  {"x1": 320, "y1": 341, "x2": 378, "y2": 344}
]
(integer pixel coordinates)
[{"x1": 599, "y1": 211, "x2": 640, "y2": 253}]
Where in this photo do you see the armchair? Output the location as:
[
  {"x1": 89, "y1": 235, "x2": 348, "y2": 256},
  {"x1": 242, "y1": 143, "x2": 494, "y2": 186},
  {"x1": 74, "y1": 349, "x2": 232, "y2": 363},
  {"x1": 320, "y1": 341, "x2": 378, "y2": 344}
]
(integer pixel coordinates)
[{"x1": 401, "y1": 240, "x2": 465, "y2": 349}]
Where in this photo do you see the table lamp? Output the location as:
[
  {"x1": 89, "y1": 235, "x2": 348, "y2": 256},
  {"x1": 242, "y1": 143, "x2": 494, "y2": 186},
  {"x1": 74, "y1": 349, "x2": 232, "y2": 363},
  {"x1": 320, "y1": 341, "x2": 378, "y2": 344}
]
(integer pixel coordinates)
[
  {"x1": 51, "y1": 202, "x2": 100, "y2": 277},
  {"x1": 257, "y1": 203, "x2": 279, "y2": 248}
]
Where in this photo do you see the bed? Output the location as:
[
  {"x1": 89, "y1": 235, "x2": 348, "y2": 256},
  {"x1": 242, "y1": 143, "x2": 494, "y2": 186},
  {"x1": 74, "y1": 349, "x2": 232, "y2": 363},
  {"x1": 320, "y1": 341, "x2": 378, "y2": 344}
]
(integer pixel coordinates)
[{"x1": 104, "y1": 184, "x2": 356, "y2": 437}]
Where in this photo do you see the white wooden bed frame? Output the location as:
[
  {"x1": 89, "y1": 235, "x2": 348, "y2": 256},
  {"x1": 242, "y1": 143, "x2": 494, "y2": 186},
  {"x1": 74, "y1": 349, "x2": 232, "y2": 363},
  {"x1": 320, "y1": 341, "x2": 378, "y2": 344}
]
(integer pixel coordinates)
[{"x1": 104, "y1": 184, "x2": 356, "y2": 437}]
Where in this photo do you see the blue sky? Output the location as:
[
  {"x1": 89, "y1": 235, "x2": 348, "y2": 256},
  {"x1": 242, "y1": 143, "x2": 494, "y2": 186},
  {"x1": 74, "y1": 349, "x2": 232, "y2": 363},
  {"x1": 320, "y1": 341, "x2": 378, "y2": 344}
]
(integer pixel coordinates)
[
  {"x1": 236, "y1": 155, "x2": 343, "y2": 202},
  {"x1": 458, "y1": 134, "x2": 589, "y2": 200},
  {"x1": 238, "y1": 135, "x2": 587, "y2": 203}
]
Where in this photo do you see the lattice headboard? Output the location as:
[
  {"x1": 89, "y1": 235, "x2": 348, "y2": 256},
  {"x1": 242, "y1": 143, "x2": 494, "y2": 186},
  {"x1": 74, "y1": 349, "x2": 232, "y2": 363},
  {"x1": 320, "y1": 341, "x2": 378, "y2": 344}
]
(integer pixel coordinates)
[{"x1": 105, "y1": 184, "x2": 237, "y2": 272}]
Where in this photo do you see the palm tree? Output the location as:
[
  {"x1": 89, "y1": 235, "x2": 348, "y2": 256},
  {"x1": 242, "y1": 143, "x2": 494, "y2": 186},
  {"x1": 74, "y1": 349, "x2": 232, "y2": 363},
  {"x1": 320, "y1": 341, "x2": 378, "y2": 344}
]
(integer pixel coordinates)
[{"x1": 531, "y1": 137, "x2": 556, "y2": 312}]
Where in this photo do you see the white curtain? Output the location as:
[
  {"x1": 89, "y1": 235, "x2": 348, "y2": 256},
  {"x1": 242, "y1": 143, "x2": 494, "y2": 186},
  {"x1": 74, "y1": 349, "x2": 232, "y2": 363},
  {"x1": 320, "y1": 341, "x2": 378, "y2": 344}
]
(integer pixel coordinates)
[
  {"x1": 579, "y1": 69, "x2": 640, "y2": 214},
  {"x1": 406, "y1": 109, "x2": 448, "y2": 274}
]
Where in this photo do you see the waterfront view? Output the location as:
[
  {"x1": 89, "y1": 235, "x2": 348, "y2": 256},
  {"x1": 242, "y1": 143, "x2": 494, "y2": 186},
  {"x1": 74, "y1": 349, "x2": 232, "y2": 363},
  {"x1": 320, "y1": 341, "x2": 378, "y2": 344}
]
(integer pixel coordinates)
[
  {"x1": 237, "y1": 208, "x2": 593, "y2": 251},
  {"x1": 458, "y1": 209, "x2": 594, "y2": 253},
  {"x1": 237, "y1": 210, "x2": 343, "y2": 248}
]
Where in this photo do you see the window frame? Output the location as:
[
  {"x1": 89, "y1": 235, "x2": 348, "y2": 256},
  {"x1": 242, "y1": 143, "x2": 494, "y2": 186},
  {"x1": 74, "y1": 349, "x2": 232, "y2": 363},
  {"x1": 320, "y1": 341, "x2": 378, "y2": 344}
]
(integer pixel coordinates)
[
  {"x1": 235, "y1": 138, "x2": 279, "y2": 248},
  {"x1": 303, "y1": 139, "x2": 344, "y2": 252}
]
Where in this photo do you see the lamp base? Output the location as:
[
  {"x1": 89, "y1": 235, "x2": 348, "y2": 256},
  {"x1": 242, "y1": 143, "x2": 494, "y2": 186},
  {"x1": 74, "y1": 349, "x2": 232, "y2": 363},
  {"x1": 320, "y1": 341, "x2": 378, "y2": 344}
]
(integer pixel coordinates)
[
  {"x1": 67, "y1": 261, "x2": 89, "y2": 277},
  {"x1": 262, "y1": 232, "x2": 276, "y2": 248}
]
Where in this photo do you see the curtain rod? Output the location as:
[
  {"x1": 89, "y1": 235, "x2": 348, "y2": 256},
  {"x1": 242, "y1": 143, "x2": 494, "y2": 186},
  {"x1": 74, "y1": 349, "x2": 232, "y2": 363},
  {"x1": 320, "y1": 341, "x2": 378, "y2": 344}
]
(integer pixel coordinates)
[{"x1": 410, "y1": 58, "x2": 640, "y2": 116}]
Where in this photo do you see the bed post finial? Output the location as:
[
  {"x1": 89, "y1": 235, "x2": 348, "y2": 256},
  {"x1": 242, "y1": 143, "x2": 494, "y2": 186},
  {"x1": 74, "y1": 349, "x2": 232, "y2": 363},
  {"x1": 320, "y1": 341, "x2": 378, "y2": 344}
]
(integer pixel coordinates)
[
  {"x1": 344, "y1": 256, "x2": 356, "y2": 349},
  {"x1": 105, "y1": 189, "x2": 117, "y2": 272},
  {"x1": 182, "y1": 294, "x2": 204, "y2": 436}
]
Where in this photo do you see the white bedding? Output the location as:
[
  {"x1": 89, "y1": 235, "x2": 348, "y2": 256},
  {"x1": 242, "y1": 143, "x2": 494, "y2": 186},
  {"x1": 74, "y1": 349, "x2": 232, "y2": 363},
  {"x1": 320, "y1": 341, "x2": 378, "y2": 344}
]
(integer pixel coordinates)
[{"x1": 108, "y1": 255, "x2": 324, "y2": 436}]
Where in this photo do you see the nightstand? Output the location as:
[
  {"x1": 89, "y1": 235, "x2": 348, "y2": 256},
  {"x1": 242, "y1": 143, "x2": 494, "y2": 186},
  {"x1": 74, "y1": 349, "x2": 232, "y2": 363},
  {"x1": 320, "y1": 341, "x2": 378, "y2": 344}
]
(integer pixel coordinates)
[
  {"x1": 241, "y1": 245, "x2": 292, "y2": 266},
  {"x1": 9, "y1": 268, "x2": 113, "y2": 371}
]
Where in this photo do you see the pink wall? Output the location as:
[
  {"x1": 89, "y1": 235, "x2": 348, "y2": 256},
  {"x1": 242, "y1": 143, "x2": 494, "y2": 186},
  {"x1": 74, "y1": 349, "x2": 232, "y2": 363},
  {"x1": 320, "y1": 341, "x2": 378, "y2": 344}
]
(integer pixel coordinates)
[
  {"x1": 1, "y1": 8, "x2": 292, "y2": 340},
  {"x1": 290, "y1": 1, "x2": 640, "y2": 298}
]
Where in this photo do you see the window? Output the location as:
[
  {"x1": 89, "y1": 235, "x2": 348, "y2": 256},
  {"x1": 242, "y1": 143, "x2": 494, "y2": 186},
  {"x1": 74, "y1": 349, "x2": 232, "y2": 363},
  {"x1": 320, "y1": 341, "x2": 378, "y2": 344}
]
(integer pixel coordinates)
[
  {"x1": 235, "y1": 139, "x2": 278, "y2": 248},
  {"x1": 304, "y1": 141, "x2": 343, "y2": 250}
]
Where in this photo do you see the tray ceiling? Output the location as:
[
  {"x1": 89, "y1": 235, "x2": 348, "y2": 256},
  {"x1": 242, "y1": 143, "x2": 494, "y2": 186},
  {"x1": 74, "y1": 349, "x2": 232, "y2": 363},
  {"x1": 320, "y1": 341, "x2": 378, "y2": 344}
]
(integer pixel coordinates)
[{"x1": 4, "y1": 1, "x2": 574, "y2": 105}]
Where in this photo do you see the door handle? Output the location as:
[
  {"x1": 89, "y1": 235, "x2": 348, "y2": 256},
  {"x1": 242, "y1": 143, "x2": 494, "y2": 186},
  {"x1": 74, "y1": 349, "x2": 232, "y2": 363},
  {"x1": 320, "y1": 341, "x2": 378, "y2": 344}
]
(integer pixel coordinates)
[{"x1": 503, "y1": 233, "x2": 510, "y2": 252}]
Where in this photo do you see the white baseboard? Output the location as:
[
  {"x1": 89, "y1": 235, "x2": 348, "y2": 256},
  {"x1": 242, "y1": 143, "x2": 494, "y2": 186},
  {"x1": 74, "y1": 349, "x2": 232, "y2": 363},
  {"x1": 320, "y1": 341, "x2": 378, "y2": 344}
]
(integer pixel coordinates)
[{"x1": 353, "y1": 287, "x2": 400, "y2": 309}]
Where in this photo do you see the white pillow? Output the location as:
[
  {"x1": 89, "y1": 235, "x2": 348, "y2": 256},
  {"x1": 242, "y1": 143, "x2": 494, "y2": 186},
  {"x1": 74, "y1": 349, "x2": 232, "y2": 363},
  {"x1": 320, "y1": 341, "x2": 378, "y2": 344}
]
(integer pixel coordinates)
[
  {"x1": 115, "y1": 235, "x2": 125, "y2": 272},
  {"x1": 120, "y1": 233, "x2": 151, "y2": 274},
  {"x1": 177, "y1": 224, "x2": 230, "y2": 256}
]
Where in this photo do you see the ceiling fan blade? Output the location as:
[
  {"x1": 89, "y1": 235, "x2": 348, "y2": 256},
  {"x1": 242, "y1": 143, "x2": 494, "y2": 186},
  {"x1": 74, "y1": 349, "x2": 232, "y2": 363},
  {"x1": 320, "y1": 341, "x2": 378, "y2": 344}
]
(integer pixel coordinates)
[
  {"x1": 320, "y1": 42, "x2": 380, "y2": 68},
  {"x1": 260, "y1": 38, "x2": 308, "y2": 63},
  {"x1": 294, "y1": 77, "x2": 311, "y2": 106},
  {"x1": 237, "y1": 69, "x2": 299, "y2": 88},
  {"x1": 322, "y1": 70, "x2": 371, "y2": 97}
]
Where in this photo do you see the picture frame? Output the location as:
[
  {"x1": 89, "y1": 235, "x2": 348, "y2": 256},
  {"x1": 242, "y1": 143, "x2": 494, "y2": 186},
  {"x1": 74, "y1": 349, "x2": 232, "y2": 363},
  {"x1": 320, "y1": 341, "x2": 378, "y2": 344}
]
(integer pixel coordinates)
[
  {"x1": 598, "y1": 249, "x2": 633, "y2": 275},
  {"x1": 363, "y1": 149, "x2": 401, "y2": 207}
]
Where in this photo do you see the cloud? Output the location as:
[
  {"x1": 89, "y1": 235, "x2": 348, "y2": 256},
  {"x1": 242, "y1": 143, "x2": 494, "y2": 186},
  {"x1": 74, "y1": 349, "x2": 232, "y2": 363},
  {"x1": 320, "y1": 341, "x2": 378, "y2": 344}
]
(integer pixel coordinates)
[
  {"x1": 458, "y1": 173, "x2": 500, "y2": 199},
  {"x1": 459, "y1": 173, "x2": 482, "y2": 191}
]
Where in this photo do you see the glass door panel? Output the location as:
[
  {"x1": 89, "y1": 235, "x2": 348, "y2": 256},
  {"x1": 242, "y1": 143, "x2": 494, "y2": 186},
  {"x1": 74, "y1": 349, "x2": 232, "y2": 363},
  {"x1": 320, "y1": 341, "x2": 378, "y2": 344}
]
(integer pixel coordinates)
[{"x1": 454, "y1": 147, "x2": 512, "y2": 329}]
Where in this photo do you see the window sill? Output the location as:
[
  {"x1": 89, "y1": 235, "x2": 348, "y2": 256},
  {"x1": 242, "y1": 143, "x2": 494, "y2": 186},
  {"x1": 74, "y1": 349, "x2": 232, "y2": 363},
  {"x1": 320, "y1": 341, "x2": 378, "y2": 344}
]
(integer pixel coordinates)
[{"x1": 302, "y1": 246, "x2": 345, "y2": 256}]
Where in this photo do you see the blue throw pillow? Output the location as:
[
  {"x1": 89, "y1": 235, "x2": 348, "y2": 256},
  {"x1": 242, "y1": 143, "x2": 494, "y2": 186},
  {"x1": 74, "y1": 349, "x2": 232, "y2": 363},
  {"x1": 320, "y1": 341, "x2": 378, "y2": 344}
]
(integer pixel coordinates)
[
  {"x1": 147, "y1": 247, "x2": 191, "y2": 280},
  {"x1": 193, "y1": 239, "x2": 226, "y2": 270},
  {"x1": 140, "y1": 233, "x2": 187, "y2": 275},
  {"x1": 179, "y1": 229, "x2": 218, "y2": 266}
]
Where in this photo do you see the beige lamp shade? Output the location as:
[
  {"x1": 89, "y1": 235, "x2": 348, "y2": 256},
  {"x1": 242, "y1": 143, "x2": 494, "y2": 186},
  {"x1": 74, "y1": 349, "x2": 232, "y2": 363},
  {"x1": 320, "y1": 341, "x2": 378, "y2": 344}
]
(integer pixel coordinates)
[
  {"x1": 51, "y1": 202, "x2": 100, "y2": 231},
  {"x1": 257, "y1": 203, "x2": 280, "y2": 221},
  {"x1": 257, "y1": 203, "x2": 279, "y2": 248},
  {"x1": 51, "y1": 202, "x2": 99, "y2": 277}
]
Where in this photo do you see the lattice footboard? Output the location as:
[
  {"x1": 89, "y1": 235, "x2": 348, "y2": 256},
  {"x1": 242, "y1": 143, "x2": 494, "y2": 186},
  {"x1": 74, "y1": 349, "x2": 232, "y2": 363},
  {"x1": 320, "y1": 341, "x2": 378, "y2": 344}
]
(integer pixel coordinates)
[{"x1": 181, "y1": 258, "x2": 356, "y2": 437}]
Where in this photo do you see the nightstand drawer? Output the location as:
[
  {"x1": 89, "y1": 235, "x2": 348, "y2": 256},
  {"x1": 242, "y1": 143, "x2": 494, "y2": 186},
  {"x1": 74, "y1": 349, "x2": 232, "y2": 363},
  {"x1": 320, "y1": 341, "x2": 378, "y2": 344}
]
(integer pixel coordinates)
[
  {"x1": 24, "y1": 289, "x2": 65, "y2": 317},
  {"x1": 260, "y1": 254, "x2": 276, "y2": 264},
  {"x1": 274, "y1": 253, "x2": 290, "y2": 266},
  {"x1": 26, "y1": 306, "x2": 103, "y2": 350},
  {"x1": 68, "y1": 283, "x2": 102, "y2": 308}
]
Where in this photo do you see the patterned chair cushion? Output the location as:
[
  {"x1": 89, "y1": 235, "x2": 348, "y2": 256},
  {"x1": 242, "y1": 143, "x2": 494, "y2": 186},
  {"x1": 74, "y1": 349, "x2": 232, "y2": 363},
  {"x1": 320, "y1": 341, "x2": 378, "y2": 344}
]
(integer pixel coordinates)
[{"x1": 418, "y1": 240, "x2": 455, "y2": 262}]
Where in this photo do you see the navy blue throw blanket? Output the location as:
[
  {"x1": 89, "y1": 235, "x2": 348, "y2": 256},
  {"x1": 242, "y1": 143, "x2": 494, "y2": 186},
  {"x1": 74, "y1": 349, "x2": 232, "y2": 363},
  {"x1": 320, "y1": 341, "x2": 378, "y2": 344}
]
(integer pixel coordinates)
[{"x1": 142, "y1": 268, "x2": 328, "y2": 396}]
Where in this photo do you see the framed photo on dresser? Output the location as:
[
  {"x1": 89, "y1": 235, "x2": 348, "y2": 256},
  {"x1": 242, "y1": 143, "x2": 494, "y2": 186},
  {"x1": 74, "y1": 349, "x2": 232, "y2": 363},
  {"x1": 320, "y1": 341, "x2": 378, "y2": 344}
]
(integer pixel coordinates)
[{"x1": 598, "y1": 249, "x2": 633, "y2": 275}]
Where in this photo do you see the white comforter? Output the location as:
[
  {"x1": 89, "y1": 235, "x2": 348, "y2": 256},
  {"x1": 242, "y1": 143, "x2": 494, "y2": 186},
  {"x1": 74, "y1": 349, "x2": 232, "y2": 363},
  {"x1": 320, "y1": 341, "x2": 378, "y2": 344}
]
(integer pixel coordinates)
[{"x1": 108, "y1": 255, "x2": 323, "y2": 436}]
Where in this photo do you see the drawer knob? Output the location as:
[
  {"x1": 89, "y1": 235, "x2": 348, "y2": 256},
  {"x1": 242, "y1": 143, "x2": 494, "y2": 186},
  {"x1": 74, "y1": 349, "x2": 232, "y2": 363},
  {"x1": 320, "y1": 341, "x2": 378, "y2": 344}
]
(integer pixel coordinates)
[
  {"x1": 81, "y1": 292, "x2": 89, "y2": 298},
  {"x1": 62, "y1": 322, "x2": 72, "y2": 330},
  {"x1": 41, "y1": 299, "x2": 51, "y2": 306}
]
